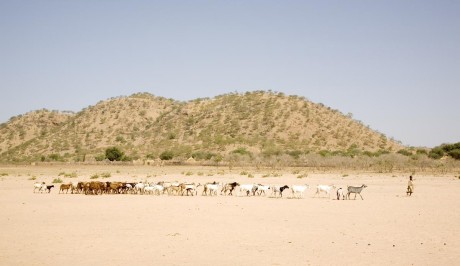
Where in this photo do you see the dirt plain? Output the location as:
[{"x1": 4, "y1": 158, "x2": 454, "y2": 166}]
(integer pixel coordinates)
[{"x1": 0, "y1": 164, "x2": 459, "y2": 266}]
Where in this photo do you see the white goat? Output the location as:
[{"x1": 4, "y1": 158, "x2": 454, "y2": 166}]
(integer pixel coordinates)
[
  {"x1": 314, "y1": 185, "x2": 336, "y2": 198},
  {"x1": 151, "y1": 184, "x2": 164, "y2": 195},
  {"x1": 336, "y1": 187, "x2": 345, "y2": 200},
  {"x1": 125, "y1": 183, "x2": 134, "y2": 194},
  {"x1": 70, "y1": 181, "x2": 80, "y2": 194},
  {"x1": 143, "y1": 186, "x2": 155, "y2": 195},
  {"x1": 239, "y1": 184, "x2": 256, "y2": 196},
  {"x1": 204, "y1": 183, "x2": 220, "y2": 196},
  {"x1": 33, "y1": 182, "x2": 46, "y2": 193},
  {"x1": 134, "y1": 182, "x2": 145, "y2": 194},
  {"x1": 291, "y1": 185, "x2": 309, "y2": 198},
  {"x1": 255, "y1": 184, "x2": 271, "y2": 196}
]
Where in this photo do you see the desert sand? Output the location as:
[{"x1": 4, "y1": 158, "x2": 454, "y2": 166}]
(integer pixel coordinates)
[{"x1": 0, "y1": 165, "x2": 459, "y2": 265}]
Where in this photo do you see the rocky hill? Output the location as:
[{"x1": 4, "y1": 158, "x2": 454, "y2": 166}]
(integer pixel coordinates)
[{"x1": 0, "y1": 91, "x2": 403, "y2": 163}]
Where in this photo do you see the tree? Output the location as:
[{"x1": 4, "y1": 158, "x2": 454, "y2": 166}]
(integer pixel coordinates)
[
  {"x1": 160, "y1": 150, "x2": 174, "y2": 160},
  {"x1": 448, "y1": 149, "x2": 460, "y2": 160},
  {"x1": 105, "y1": 147, "x2": 125, "y2": 161}
]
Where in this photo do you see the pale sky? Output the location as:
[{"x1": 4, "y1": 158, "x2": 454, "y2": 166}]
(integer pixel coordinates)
[{"x1": 1, "y1": 1, "x2": 459, "y2": 147}]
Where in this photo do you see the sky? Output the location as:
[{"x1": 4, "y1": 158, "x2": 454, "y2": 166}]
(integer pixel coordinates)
[{"x1": 1, "y1": 0, "x2": 459, "y2": 148}]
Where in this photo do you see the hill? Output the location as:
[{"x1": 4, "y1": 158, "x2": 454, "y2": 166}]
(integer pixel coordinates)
[
  {"x1": 0, "y1": 109, "x2": 73, "y2": 156},
  {"x1": 0, "y1": 91, "x2": 403, "y2": 163}
]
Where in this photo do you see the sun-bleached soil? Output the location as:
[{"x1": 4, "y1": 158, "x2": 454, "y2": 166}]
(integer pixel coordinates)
[{"x1": 0, "y1": 165, "x2": 459, "y2": 265}]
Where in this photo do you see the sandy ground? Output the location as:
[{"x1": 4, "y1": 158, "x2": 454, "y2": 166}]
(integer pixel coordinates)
[{"x1": 0, "y1": 165, "x2": 459, "y2": 266}]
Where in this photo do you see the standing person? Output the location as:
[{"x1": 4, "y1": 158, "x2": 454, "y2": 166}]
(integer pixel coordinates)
[{"x1": 407, "y1": 175, "x2": 414, "y2": 196}]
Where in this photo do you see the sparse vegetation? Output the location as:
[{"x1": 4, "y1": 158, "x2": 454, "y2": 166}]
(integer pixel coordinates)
[
  {"x1": 232, "y1": 147, "x2": 252, "y2": 157},
  {"x1": 397, "y1": 149, "x2": 412, "y2": 156},
  {"x1": 101, "y1": 172, "x2": 111, "y2": 178},
  {"x1": 0, "y1": 91, "x2": 459, "y2": 172},
  {"x1": 52, "y1": 178, "x2": 63, "y2": 183},
  {"x1": 58, "y1": 172, "x2": 77, "y2": 178}
]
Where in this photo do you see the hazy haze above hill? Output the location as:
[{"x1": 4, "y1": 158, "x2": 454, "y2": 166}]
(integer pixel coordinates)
[{"x1": 1, "y1": 1, "x2": 459, "y2": 147}]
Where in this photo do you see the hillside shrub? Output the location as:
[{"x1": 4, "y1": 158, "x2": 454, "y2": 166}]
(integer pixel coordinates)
[
  {"x1": 428, "y1": 147, "x2": 444, "y2": 159},
  {"x1": 430, "y1": 142, "x2": 460, "y2": 160},
  {"x1": 397, "y1": 149, "x2": 412, "y2": 156},
  {"x1": 146, "y1": 153, "x2": 157, "y2": 159},
  {"x1": 115, "y1": 135, "x2": 126, "y2": 143},
  {"x1": 449, "y1": 149, "x2": 460, "y2": 160},
  {"x1": 192, "y1": 151, "x2": 215, "y2": 160},
  {"x1": 286, "y1": 150, "x2": 302, "y2": 159},
  {"x1": 416, "y1": 149, "x2": 428, "y2": 155},
  {"x1": 49, "y1": 153, "x2": 63, "y2": 161},
  {"x1": 232, "y1": 147, "x2": 252, "y2": 156},
  {"x1": 213, "y1": 154, "x2": 223, "y2": 164},
  {"x1": 95, "y1": 154, "x2": 106, "y2": 161},
  {"x1": 262, "y1": 146, "x2": 282, "y2": 158},
  {"x1": 160, "y1": 150, "x2": 174, "y2": 160},
  {"x1": 318, "y1": 150, "x2": 332, "y2": 157},
  {"x1": 105, "y1": 147, "x2": 125, "y2": 161}
]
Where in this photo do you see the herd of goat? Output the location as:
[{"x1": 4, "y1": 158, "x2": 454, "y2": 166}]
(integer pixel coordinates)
[{"x1": 33, "y1": 181, "x2": 368, "y2": 200}]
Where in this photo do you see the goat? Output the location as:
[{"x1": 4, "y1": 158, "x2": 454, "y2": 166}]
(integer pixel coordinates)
[
  {"x1": 180, "y1": 183, "x2": 200, "y2": 196},
  {"x1": 159, "y1": 181, "x2": 179, "y2": 195},
  {"x1": 255, "y1": 184, "x2": 271, "y2": 196},
  {"x1": 314, "y1": 185, "x2": 336, "y2": 198},
  {"x1": 347, "y1": 184, "x2": 367, "y2": 200},
  {"x1": 202, "y1": 181, "x2": 219, "y2": 196},
  {"x1": 76, "y1": 182, "x2": 86, "y2": 194},
  {"x1": 108, "y1": 182, "x2": 123, "y2": 194},
  {"x1": 70, "y1": 182, "x2": 80, "y2": 194},
  {"x1": 85, "y1": 181, "x2": 105, "y2": 195},
  {"x1": 239, "y1": 184, "x2": 257, "y2": 196},
  {"x1": 203, "y1": 183, "x2": 220, "y2": 196},
  {"x1": 271, "y1": 185, "x2": 289, "y2": 198},
  {"x1": 151, "y1": 184, "x2": 164, "y2": 195},
  {"x1": 125, "y1": 183, "x2": 136, "y2": 194},
  {"x1": 221, "y1": 182, "x2": 240, "y2": 196},
  {"x1": 59, "y1": 183, "x2": 72, "y2": 194},
  {"x1": 201, "y1": 181, "x2": 217, "y2": 196},
  {"x1": 134, "y1": 182, "x2": 145, "y2": 194},
  {"x1": 291, "y1": 185, "x2": 309, "y2": 198},
  {"x1": 336, "y1": 188, "x2": 345, "y2": 200},
  {"x1": 144, "y1": 185, "x2": 157, "y2": 195},
  {"x1": 33, "y1": 182, "x2": 46, "y2": 193},
  {"x1": 168, "y1": 184, "x2": 182, "y2": 196},
  {"x1": 46, "y1": 185, "x2": 54, "y2": 193}
]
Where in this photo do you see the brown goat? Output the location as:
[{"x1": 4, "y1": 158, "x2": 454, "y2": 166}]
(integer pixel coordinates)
[
  {"x1": 85, "y1": 181, "x2": 105, "y2": 195},
  {"x1": 59, "y1": 183, "x2": 72, "y2": 194},
  {"x1": 109, "y1": 182, "x2": 123, "y2": 194}
]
